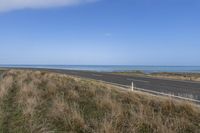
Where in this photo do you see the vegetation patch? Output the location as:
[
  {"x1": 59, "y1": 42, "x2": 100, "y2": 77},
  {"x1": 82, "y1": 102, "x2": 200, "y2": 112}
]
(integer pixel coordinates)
[
  {"x1": 112, "y1": 71, "x2": 200, "y2": 82},
  {"x1": 0, "y1": 70, "x2": 199, "y2": 133}
]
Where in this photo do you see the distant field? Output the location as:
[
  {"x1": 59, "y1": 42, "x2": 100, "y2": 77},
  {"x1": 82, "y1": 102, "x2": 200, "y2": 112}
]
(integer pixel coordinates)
[
  {"x1": 112, "y1": 71, "x2": 200, "y2": 82},
  {"x1": 0, "y1": 70, "x2": 199, "y2": 133}
]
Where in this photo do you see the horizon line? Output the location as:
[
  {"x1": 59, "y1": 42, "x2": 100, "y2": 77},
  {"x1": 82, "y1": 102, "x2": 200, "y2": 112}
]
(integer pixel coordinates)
[{"x1": 1, "y1": 64, "x2": 200, "y2": 67}]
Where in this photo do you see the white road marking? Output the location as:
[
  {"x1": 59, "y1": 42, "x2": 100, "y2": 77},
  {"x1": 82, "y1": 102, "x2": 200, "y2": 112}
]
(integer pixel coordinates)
[
  {"x1": 70, "y1": 72, "x2": 77, "y2": 74},
  {"x1": 92, "y1": 74, "x2": 102, "y2": 77},
  {"x1": 99, "y1": 80, "x2": 200, "y2": 104},
  {"x1": 127, "y1": 78, "x2": 149, "y2": 83},
  {"x1": 134, "y1": 87, "x2": 200, "y2": 104},
  {"x1": 60, "y1": 73, "x2": 200, "y2": 104}
]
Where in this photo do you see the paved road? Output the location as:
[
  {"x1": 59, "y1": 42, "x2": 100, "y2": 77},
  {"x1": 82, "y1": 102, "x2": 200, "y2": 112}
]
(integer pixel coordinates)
[
  {"x1": 43, "y1": 69, "x2": 200, "y2": 101},
  {"x1": 1, "y1": 68, "x2": 200, "y2": 101}
]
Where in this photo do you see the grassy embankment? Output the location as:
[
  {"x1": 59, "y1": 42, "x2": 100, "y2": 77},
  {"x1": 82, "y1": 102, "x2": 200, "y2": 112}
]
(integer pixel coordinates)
[
  {"x1": 0, "y1": 70, "x2": 199, "y2": 133},
  {"x1": 112, "y1": 71, "x2": 200, "y2": 82}
]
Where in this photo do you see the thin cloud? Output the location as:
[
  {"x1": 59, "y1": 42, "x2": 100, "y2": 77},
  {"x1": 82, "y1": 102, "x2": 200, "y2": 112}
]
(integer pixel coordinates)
[
  {"x1": 105, "y1": 33, "x2": 112, "y2": 37},
  {"x1": 0, "y1": 0, "x2": 98, "y2": 12}
]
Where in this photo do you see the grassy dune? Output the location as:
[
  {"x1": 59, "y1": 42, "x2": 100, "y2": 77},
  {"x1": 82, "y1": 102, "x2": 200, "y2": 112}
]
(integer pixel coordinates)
[{"x1": 0, "y1": 70, "x2": 200, "y2": 133}]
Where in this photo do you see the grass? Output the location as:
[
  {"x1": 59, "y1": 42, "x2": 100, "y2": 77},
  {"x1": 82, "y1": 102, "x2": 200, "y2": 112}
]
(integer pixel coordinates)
[
  {"x1": 151, "y1": 72, "x2": 200, "y2": 81},
  {"x1": 0, "y1": 70, "x2": 5, "y2": 75},
  {"x1": 112, "y1": 71, "x2": 200, "y2": 82},
  {"x1": 0, "y1": 70, "x2": 199, "y2": 133}
]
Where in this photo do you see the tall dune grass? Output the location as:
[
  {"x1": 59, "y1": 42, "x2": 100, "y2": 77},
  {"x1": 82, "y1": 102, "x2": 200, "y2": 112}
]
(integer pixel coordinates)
[{"x1": 0, "y1": 70, "x2": 199, "y2": 133}]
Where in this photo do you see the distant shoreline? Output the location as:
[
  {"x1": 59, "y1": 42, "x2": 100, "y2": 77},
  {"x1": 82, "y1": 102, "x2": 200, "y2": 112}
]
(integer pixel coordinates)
[{"x1": 1, "y1": 65, "x2": 200, "y2": 73}]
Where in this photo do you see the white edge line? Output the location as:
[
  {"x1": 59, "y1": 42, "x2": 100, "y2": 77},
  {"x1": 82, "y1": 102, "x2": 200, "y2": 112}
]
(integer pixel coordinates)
[
  {"x1": 97, "y1": 81, "x2": 200, "y2": 104},
  {"x1": 92, "y1": 74, "x2": 102, "y2": 77},
  {"x1": 127, "y1": 78, "x2": 149, "y2": 83},
  {"x1": 57, "y1": 73, "x2": 200, "y2": 104}
]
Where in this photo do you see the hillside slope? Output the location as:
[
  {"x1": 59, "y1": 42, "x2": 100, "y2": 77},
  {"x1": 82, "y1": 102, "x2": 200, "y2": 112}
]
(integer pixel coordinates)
[{"x1": 0, "y1": 70, "x2": 199, "y2": 133}]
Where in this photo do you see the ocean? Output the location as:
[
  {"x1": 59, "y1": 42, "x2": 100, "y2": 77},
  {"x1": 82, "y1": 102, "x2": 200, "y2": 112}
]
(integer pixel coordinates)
[{"x1": 1, "y1": 65, "x2": 200, "y2": 73}]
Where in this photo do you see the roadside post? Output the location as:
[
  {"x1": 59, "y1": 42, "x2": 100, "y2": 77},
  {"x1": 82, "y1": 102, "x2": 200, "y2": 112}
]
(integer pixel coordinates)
[{"x1": 132, "y1": 82, "x2": 134, "y2": 91}]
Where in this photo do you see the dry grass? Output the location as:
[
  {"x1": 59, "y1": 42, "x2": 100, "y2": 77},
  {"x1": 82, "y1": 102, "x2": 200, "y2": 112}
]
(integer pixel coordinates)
[
  {"x1": 112, "y1": 71, "x2": 200, "y2": 82},
  {"x1": 151, "y1": 72, "x2": 200, "y2": 82},
  {"x1": 0, "y1": 70, "x2": 199, "y2": 133},
  {"x1": 0, "y1": 74, "x2": 13, "y2": 99}
]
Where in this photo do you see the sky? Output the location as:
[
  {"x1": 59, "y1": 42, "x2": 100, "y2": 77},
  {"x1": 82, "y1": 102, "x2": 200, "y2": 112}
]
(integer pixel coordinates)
[{"x1": 0, "y1": 0, "x2": 200, "y2": 66}]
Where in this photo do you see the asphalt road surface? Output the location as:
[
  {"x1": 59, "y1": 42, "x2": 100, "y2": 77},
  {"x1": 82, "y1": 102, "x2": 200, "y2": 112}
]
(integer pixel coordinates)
[
  {"x1": 1, "y1": 68, "x2": 200, "y2": 101},
  {"x1": 43, "y1": 69, "x2": 200, "y2": 101}
]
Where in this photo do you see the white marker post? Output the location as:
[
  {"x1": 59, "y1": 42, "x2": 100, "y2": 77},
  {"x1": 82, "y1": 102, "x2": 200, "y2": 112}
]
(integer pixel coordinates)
[{"x1": 132, "y1": 82, "x2": 134, "y2": 91}]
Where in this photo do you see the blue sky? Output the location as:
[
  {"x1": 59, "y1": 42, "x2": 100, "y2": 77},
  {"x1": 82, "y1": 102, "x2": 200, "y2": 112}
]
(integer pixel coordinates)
[{"x1": 0, "y1": 0, "x2": 200, "y2": 65}]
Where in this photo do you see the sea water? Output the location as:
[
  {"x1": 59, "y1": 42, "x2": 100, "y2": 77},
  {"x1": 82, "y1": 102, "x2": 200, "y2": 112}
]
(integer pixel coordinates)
[{"x1": 1, "y1": 65, "x2": 200, "y2": 73}]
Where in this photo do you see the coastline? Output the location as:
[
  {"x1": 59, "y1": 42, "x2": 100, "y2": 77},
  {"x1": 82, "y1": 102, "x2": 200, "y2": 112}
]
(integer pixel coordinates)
[{"x1": 0, "y1": 65, "x2": 200, "y2": 73}]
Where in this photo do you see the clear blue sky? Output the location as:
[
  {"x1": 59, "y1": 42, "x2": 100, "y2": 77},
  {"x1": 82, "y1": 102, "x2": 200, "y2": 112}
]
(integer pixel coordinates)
[{"x1": 0, "y1": 0, "x2": 200, "y2": 65}]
